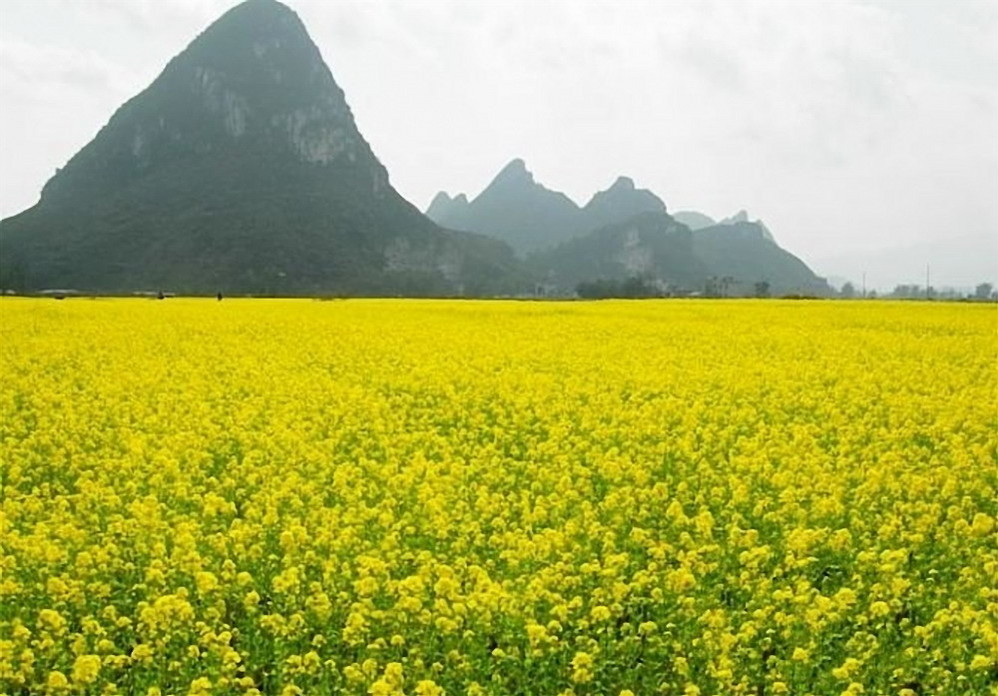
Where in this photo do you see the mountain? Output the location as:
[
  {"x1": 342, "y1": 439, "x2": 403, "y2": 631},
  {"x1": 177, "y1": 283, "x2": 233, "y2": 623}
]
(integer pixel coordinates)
[
  {"x1": 429, "y1": 164, "x2": 830, "y2": 295},
  {"x1": 672, "y1": 210, "x2": 716, "y2": 230},
  {"x1": 530, "y1": 211, "x2": 708, "y2": 292},
  {"x1": 720, "y1": 210, "x2": 750, "y2": 225},
  {"x1": 581, "y1": 176, "x2": 667, "y2": 231},
  {"x1": 527, "y1": 209, "x2": 831, "y2": 296},
  {"x1": 691, "y1": 220, "x2": 829, "y2": 296},
  {"x1": 426, "y1": 159, "x2": 584, "y2": 256},
  {"x1": 425, "y1": 166, "x2": 672, "y2": 257},
  {"x1": 0, "y1": 0, "x2": 520, "y2": 296},
  {"x1": 425, "y1": 192, "x2": 469, "y2": 224},
  {"x1": 719, "y1": 209, "x2": 775, "y2": 242}
]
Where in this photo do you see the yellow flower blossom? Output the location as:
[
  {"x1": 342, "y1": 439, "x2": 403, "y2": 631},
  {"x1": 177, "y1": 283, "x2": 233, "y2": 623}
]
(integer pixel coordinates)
[
  {"x1": 414, "y1": 680, "x2": 444, "y2": 696},
  {"x1": 46, "y1": 671, "x2": 69, "y2": 692},
  {"x1": 0, "y1": 299, "x2": 993, "y2": 694},
  {"x1": 570, "y1": 651, "x2": 594, "y2": 683},
  {"x1": 70, "y1": 654, "x2": 101, "y2": 685}
]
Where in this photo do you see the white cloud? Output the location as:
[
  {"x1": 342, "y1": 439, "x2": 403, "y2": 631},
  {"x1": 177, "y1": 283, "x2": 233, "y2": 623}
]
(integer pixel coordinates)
[{"x1": 0, "y1": 38, "x2": 135, "y2": 97}]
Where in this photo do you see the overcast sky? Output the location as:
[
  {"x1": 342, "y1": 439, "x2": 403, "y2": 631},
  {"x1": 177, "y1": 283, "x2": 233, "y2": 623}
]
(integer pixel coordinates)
[{"x1": 1, "y1": 0, "x2": 996, "y2": 288}]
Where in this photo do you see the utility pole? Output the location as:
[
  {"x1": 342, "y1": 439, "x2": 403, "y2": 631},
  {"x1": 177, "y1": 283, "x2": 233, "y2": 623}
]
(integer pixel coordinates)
[
  {"x1": 862, "y1": 272, "x2": 866, "y2": 299},
  {"x1": 926, "y1": 264, "x2": 931, "y2": 300}
]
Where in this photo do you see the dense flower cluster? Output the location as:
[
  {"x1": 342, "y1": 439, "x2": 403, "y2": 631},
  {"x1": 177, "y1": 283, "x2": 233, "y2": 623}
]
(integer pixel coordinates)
[{"x1": 1, "y1": 298, "x2": 995, "y2": 695}]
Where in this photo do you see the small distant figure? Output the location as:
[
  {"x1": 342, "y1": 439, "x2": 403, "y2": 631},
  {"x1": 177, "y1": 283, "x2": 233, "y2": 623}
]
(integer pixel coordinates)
[
  {"x1": 157, "y1": 290, "x2": 164, "y2": 300},
  {"x1": 217, "y1": 291, "x2": 223, "y2": 302}
]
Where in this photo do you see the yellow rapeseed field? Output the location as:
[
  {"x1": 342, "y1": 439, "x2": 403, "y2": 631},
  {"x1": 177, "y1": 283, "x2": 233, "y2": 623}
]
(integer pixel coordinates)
[{"x1": 1, "y1": 298, "x2": 995, "y2": 696}]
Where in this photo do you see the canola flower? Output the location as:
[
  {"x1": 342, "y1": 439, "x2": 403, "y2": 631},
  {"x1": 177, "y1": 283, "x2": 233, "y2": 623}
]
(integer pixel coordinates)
[{"x1": 0, "y1": 297, "x2": 995, "y2": 695}]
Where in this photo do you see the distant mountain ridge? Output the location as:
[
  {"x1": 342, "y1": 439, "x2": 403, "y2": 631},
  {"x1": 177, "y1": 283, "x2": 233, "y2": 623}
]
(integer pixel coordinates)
[
  {"x1": 428, "y1": 159, "x2": 583, "y2": 255},
  {"x1": 529, "y1": 211, "x2": 707, "y2": 292},
  {"x1": 528, "y1": 211, "x2": 827, "y2": 296},
  {"x1": 0, "y1": 0, "x2": 521, "y2": 295},
  {"x1": 718, "y1": 210, "x2": 776, "y2": 242},
  {"x1": 581, "y1": 176, "x2": 667, "y2": 233},
  {"x1": 672, "y1": 211, "x2": 716, "y2": 231},
  {"x1": 429, "y1": 161, "x2": 831, "y2": 296},
  {"x1": 426, "y1": 192, "x2": 469, "y2": 223},
  {"x1": 428, "y1": 160, "x2": 672, "y2": 256},
  {"x1": 690, "y1": 220, "x2": 824, "y2": 295}
]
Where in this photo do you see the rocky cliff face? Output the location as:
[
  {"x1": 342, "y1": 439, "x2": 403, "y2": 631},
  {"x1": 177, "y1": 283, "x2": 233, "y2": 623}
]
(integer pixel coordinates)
[
  {"x1": 40, "y1": 0, "x2": 386, "y2": 205},
  {"x1": 1, "y1": 0, "x2": 519, "y2": 295},
  {"x1": 528, "y1": 211, "x2": 707, "y2": 291}
]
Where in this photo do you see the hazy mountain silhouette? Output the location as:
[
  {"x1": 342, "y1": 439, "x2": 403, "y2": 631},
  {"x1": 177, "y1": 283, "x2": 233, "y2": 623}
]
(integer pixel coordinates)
[
  {"x1": 530, "y1": 211, "x2": 829, "y2": 296},
  {"x1": 529, "y1": 211, "x2": 707, "y2": 291},
  {"x1": 672, "y1": 210, "x2": 716, "y2": 230},
  {"x1": 691, "y1": 220, "x2": 828, "y2": 295},
  {"x1": 430, "y1": 166, "x2": 830, "y2": 295},
  {"x1": 581, "y1": 176, "x2": 667, "y2": 231},
  {"x1": 427, "y1": 165, "x2": 676, "y2": 256},
  {"x1": 719, "y1": 209, "x2": 775, "y2": 242},
  {"x1": 427, "y1": 159, "x2": 584, "y2": 256},
  {"x1": 0, "y1": 0, "x2": 520, "y2": 295},
  {"x1": 425, "y1": 192, "x2": 469, "y2": 225}
]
